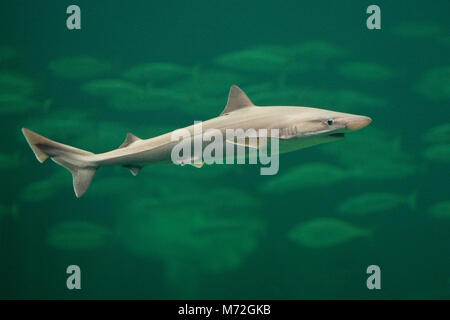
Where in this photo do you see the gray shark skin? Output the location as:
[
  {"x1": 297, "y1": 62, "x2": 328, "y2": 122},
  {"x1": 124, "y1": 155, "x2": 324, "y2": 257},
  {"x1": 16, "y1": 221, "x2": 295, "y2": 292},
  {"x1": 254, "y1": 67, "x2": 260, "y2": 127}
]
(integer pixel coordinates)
[{"x1": 22, "y1": 85, "x2": 372, "y2": 197}]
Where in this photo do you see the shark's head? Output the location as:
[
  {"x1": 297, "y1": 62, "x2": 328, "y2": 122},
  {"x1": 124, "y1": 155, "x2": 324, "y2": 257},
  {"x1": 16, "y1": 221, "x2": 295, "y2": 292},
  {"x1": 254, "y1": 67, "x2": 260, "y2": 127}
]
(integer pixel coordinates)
[
  {"x1": 308, "y1": 108, "x2": 372, "y2": 138},
  {"x1": 278, "y1": 107, "x2": 372, "y2": 151}
]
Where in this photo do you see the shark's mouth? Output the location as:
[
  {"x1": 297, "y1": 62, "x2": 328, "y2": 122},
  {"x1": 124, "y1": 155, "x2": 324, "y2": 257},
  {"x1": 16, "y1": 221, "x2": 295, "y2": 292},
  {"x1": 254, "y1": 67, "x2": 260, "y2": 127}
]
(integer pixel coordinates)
[{"x1": 328, "y1": 132, "x2": 345, "y2": 138}]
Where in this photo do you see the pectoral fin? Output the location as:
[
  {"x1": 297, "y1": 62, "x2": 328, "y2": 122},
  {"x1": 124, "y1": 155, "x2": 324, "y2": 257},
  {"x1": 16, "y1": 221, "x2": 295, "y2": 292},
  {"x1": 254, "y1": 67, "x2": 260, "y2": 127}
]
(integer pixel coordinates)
[
  {"x1": 189, "y1": 162, "x2": 205, "y2": 168},
  {"x1": 175, "y1": 155, "x2": 204, "y2": 168},
  {"x1": 226, "y1": 137, "x2": 262, "y2": 149}
]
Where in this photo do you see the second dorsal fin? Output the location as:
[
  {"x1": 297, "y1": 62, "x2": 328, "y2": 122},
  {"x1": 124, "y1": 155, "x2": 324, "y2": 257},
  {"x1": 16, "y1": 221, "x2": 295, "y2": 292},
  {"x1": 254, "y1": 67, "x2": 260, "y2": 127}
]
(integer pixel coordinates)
[
  {"x1": 220, "y1": 85, "x2": 254, "y2": 115},
  {"x1": 119, "y1": 132, "x2": 141, "y2": 149}
]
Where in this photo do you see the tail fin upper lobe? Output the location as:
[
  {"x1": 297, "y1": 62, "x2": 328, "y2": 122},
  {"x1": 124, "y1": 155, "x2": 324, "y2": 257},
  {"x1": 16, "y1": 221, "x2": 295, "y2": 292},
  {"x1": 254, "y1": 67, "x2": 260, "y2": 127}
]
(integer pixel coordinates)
[{"x1": 22, "y1": 128, "x2": 97, "y2": 197}]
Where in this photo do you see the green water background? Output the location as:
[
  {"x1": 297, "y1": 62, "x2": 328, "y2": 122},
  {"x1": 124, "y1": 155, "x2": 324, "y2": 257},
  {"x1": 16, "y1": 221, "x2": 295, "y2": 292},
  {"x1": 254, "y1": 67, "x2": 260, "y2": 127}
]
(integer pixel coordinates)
[{"x1": 0, "y1": 0, "x2": 449, "y2": 299}]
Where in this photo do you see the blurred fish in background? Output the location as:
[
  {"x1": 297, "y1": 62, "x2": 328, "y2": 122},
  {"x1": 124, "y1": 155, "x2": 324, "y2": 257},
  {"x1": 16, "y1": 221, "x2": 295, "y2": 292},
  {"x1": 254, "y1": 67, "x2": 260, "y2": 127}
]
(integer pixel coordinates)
[{"x1": 0, "y1": 0, "x2": 449, "y2": 300}]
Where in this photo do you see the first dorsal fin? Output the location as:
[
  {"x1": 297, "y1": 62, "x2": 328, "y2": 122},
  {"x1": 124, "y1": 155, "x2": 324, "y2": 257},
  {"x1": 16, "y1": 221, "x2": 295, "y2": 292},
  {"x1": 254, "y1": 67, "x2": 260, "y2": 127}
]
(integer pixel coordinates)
[
  {"x1": 220, "y1": 85, "x2": 254, "y2": 115},
  {"x1": 119, "y1": 132, "x2": 141, "y2": 149}
]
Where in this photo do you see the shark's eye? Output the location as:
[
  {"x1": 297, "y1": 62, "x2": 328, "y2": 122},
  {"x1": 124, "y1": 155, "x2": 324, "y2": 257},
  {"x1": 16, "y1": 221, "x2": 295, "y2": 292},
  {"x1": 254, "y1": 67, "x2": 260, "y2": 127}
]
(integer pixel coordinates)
[{"x1": 327, "y1": 119, "x2": 334, "y2": 126}]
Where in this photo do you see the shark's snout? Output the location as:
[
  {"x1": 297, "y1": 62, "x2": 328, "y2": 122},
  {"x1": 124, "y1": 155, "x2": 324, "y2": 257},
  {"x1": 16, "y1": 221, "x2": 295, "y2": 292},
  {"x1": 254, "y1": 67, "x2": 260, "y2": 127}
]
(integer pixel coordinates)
[{"x1": 345, "y1": 116, "x2": 372, "y2": 131}]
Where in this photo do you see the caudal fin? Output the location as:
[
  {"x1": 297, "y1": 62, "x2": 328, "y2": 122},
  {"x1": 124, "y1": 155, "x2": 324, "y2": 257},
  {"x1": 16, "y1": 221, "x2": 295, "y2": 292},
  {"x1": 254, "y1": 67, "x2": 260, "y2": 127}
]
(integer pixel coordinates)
[{"x1": 22, "y1": 128, "x2": 98, "y2": 198}]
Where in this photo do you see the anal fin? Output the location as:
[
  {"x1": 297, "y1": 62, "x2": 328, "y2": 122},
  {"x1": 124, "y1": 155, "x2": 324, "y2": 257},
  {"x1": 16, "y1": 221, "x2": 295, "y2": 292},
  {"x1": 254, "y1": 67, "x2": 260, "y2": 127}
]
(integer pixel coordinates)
[{"x1": 123, "y1": 165, "x2": 142, "y2": 176}]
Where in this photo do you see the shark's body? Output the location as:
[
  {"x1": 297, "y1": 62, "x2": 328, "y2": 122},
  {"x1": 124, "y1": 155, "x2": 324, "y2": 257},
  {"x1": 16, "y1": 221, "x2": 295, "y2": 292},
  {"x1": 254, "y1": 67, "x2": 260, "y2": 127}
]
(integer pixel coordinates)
[{"x1": 22, "y1": 85, "x2": 371, "y2": 197}]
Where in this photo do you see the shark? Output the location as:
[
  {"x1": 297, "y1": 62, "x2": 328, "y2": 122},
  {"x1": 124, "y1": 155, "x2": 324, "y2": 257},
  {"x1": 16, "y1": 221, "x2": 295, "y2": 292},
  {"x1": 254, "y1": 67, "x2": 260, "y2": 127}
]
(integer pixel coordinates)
[{"x1": 22, "y1": 85, "x2": 371, "y2": 197}]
